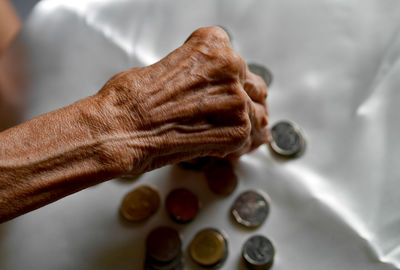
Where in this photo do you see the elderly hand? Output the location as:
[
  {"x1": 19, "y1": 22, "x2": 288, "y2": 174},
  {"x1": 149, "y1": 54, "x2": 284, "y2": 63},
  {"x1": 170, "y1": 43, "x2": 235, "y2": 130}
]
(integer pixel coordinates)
[{"x1": 94, "y1": 26, "x2": 269, "y2": 174}]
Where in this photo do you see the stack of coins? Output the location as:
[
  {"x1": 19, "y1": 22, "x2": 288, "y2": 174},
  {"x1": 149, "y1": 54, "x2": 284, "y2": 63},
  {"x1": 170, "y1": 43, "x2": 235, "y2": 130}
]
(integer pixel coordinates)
[
  {"x1": 189, "y1": 228, "x2": 229, "y2": 268},
  {"x1": 231, "y1": 190, "x2": 270, "y2": 228},
  {"x1": 248, "y1": 63, "x2": 273, "y2": 87},
  {"x1": 165, "y1": 188, "x2": 200, "y2": 223},
  {"x1": 269, "y1": 120, "x2": 306, "y2": 158},
  {"x1": 242, "y1": 235, "x2": 275, "y2": 270},
  {"x1": 120, "y1": 185, "x2": 161, "y2": 222},
  {"x1": 145, "y1": 226, "x2": 183, "y2": 270},
  {"x1": 204, "y1": 158, "x2": 238, "y2": 196}
]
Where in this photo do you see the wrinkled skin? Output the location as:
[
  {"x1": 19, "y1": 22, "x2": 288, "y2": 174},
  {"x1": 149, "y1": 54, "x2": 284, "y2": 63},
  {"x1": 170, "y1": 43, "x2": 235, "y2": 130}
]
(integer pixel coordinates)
[
  {"x1": 0, "y1": 26, "x2": 268, "y2": 222},
  {"x1": 95, "y1": 26, "x2": 269, "y2": 174}
]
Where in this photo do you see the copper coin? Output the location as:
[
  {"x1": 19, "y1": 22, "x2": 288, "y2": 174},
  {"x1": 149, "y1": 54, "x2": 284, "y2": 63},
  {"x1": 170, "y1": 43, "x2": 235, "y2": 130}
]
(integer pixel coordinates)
[
  {"x1": 166, "y1": 188, "x2": 200, "y2": 223},
  {"x1": 120, "y1": 185, "x2": 160, "y2": 222},
  {"x1": 189, "y1": 228, "x2": 228, "y2": 267},
  {"x1": 204, "y1": 159, "x2": 238, "y2": 196},
  {"x1": 146, "y1": 226, "x2": 182, "y2": 264}
]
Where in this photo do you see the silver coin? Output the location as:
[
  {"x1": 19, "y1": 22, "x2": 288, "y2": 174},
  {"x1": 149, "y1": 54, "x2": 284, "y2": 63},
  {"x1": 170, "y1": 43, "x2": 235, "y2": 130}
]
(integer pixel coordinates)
[
  {"x1": 242, "y1": 235, "x2": 275, "y2": 270},
  {"x1": 248, "y1": 63, "x2": 273, "y2": 87},
  {"x1": 270, "y1": 120, "x2": 305, "y2": 157},
  {"x1": 231, "y1": 190, "x2": 270, "y2": 228}
]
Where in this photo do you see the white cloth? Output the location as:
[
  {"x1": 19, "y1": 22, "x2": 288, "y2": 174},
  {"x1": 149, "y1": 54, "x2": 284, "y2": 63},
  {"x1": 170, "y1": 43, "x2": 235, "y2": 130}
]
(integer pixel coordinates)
[{"x1": 1, "y1": 0, "x2": 400, "y2": 269}]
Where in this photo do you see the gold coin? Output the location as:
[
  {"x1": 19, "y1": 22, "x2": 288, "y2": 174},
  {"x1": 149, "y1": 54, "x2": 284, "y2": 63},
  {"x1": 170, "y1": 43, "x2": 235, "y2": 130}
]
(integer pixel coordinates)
[
  {"x1": 189, "y1": 229, "x2": 226, "y2": 267},
  {"x1": 120, "y1": 185, "x2": 160, "y2": 222}
]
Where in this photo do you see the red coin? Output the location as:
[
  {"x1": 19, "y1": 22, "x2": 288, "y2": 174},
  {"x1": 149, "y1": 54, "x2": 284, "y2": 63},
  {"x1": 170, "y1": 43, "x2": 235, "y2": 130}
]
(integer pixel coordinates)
[
  {"x1": 204, "y1": 159, "x2": 238, "y2": 196},
  {"x1": 166, "y1": 188, "x2": 200, "y2": 223}
]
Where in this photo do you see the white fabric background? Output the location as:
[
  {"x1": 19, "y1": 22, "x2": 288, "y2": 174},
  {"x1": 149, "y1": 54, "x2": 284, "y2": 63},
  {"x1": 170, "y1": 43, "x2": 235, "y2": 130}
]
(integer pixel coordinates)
[{"x1": 0, "y1": 0, "x2": 400, "y2": 269}]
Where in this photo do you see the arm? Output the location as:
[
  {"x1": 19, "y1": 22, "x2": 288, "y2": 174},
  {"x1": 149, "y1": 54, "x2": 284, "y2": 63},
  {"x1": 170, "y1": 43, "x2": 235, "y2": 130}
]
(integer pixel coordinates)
[
  {"x1": 0, "y1": 96, "x2": 123, "y2": 222},
  {"x1": 0, "y1": 27, "x2": 269, "y2": 223}
]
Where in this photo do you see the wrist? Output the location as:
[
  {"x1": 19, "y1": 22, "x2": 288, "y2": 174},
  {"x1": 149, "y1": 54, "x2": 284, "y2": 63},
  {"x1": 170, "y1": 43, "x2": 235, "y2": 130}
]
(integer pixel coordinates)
[{"x1": 83, "y1": 93, "x2": 149, "y2": 176}]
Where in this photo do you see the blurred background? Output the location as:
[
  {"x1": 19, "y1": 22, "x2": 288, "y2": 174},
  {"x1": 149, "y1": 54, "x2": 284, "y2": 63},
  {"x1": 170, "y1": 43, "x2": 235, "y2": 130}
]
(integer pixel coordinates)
[{"x1": 11, "y1": 0, "x2": 38, "y2": 21}]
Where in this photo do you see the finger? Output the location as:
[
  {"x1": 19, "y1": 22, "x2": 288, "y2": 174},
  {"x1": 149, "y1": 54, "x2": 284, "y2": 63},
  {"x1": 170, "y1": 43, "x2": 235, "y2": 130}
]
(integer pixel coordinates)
[
  {"x1": 243, "y1": 67, "x2": 268, "y2": 104},
  {"x1": 227, "y1": 101, "x2": 268, "y2": 159},
  {"x1": 224, "y1": 98, "x2": 257, "y2": 160},
  {"x1": 149, "y1": 89, "x2": 246, "y2": 126},
  {"x1": 224, "y1": 136, "x2": 252, "y2": 161},
  {"x1": 251, "y1": 101, "x2": 269, "y2": 140},
  {"x1": 148, "y1": 124, "x2": 248, "y2": 163},
  {"x1": 253, "y1": 102, "x2": 268, "y2": 131}
]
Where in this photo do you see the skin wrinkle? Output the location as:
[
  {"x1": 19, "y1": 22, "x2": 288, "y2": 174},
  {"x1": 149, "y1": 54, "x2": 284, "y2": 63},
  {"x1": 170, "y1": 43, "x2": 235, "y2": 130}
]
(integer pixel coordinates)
[{"x1": 0, "y1": 26, "x2": 268, "y2": 222}]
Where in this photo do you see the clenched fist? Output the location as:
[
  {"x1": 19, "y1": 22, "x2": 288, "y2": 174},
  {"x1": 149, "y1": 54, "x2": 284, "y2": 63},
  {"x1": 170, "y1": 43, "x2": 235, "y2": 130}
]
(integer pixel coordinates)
[{"x1": 94, "y1": 26, "x2": 269, "y2": 174}]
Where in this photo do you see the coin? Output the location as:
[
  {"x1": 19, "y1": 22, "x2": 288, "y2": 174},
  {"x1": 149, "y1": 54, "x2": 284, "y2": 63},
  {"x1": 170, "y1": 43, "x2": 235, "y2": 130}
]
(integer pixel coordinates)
[
  {"x1": 231, "y1": 190, "x2": 270, "y2": 228},
  {"x1": 204, "y1": 159, "x2": 238, "y2": 196},
  {"x1": 166, "y1": 188, "x2": 200, "y2": 223},
  {"x1": 146, "y1": 226, "x2": 182, "y2": 264},
  {"x1": 145, "y1": 252, "x2": 183, "y2": 270},
  {"x1": 189, "y1": 228, "x2": 228, "y2": 267},
  {"x1": 179, "y1": 157, "x2": 211, "y2": 171},
  {"x1": 242, "y1": 235, "x2": 275, "y2": 270},
  {"x1": 269, "y1": 120, "x2": 305, "y2": 157},
  {"x1": 248, "y1": 63, "x2": 273, "y2": 87},
  {"x1": 145, "y1": 262, "x2": 183, "y2": 270},
  {"x1": 120, "y1": 185, "x2": 160, "y2": 222}
]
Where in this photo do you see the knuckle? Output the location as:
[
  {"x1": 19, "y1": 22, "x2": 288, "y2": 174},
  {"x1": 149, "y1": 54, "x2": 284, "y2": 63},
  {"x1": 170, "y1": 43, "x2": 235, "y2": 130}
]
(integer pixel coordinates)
[
  {"x1": 234, "y1": 93, "x2": 248, "y2": 112},
  {"x1": 255, "y1": 75, "x2": 268, "y2": 99},
  {"x1": 229, "y1": 50, "x2": 245, "y2": 68},
  {"x1": 209, "y1": 26, "x2": 230, "y2": 42},
  {"x1": 188, "y1": 27, "x2": 230, "y2": 51},
  {"x1": 221, "y1": 49, "x2": 244, "y2": 73},
  {"x1": 206, "y1": 48, "x2": 244, "y2": 80},
  {"x1": 223, "y1": 85, "x2": 247, "y2": 111},
  {"x1": 195, "y1": 26, "x2": 230, "y2": 43}
]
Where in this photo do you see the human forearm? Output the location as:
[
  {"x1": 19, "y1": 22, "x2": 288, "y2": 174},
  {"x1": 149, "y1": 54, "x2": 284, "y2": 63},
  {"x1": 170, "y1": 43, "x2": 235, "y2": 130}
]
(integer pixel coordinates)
[{"x1": 0, "y1": 95, "x2": 132, "y2": 222}]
